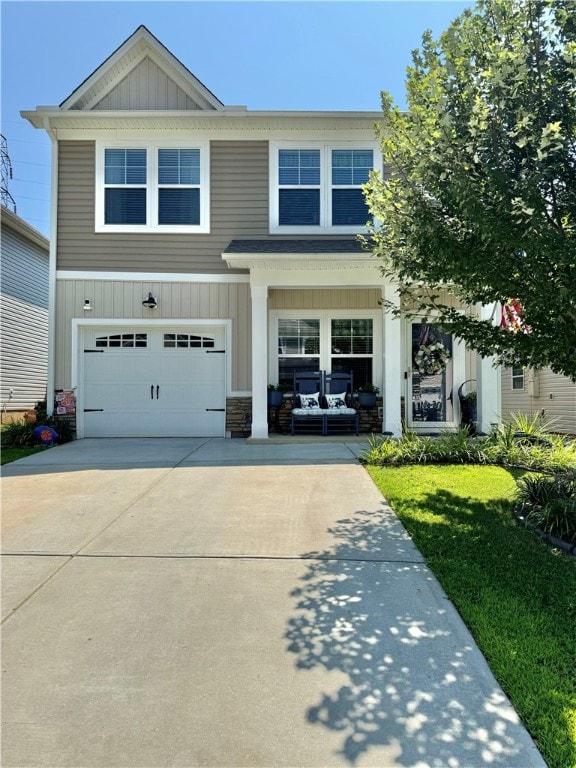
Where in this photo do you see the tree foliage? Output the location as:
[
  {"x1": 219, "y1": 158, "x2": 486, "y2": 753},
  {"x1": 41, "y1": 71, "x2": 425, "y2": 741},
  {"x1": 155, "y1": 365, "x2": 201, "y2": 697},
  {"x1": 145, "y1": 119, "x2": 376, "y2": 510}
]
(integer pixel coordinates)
[{"x1": 364, "y1": 0, "x2": 576, "y2": 379}]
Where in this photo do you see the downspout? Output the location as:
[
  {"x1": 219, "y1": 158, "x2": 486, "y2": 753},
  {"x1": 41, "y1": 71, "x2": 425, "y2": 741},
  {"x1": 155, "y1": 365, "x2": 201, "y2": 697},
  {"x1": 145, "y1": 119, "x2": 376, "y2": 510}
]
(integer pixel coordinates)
[{"x1": 44, "y1": 118, "x2": 58, "y2": 417}]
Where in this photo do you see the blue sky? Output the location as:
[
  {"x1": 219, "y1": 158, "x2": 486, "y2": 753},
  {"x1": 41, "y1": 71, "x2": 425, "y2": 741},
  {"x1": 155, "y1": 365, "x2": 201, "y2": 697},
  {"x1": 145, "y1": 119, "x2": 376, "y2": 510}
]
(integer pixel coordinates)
[{"x1": 1, "y1": 0, "x2": 471, "y2": 236}]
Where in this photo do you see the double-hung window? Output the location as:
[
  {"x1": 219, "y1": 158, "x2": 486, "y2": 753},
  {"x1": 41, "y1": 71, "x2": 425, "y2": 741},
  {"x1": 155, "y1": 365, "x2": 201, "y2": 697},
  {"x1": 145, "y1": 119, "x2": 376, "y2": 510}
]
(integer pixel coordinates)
[
  {"x1": 96, "y1": 142, "x2": 209, "y2": 233},
  {"x1": 271, "y1": 142, "x2": 379, "y2": 234},
  {"x1": 272, "y1": 312, "x2": 379, "y2": 391},
  {"x1": 512, "y1": 366, "x2": 525, "y2": 390}
]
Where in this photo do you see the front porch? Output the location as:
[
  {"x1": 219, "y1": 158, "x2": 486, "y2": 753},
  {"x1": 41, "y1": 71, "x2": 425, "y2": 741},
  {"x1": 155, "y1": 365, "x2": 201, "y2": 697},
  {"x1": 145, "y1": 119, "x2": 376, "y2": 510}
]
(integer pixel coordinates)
[{"x1": 222, "y1": 239, "x2": 501, "y2": 440}]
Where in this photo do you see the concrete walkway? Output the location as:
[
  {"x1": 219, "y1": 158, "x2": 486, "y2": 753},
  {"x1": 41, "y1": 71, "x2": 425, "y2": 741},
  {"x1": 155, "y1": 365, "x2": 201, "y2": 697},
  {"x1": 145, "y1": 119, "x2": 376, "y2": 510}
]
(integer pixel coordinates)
[{"x1": 1, "y1": 438, "x2": 545, "y2": 768}]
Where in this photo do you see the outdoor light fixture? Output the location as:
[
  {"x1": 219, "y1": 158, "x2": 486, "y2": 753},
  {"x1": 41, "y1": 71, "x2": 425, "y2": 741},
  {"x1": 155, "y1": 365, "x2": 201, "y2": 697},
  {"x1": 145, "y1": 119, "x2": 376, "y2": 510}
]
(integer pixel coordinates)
[
  {"x1": 142, "y1": 292, "x2": 158, "y2": 309},
  {"x1": 83, "y1": 299, "x2": 92, "y2": 311}
]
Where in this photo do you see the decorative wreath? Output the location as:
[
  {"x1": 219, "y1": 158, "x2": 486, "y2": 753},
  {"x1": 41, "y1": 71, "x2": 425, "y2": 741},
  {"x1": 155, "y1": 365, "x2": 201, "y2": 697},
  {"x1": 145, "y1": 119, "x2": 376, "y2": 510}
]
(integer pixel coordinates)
[{"x1": 414, "y1": 342, "x2": 451, "y2": 376}]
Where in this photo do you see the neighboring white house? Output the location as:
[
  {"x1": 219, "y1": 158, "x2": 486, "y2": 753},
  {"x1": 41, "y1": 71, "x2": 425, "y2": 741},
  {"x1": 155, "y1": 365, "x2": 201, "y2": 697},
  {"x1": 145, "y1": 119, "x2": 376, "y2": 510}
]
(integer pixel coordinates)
[
  {"x1": 21, "y1": 25, "x2": 501, "y2": 439},
  {"x1": 501, "y1": 366, "x2": 576, "y2": 435},
  {"x1": 1, "y1": 205, "x2": 50, "y2": 417}
]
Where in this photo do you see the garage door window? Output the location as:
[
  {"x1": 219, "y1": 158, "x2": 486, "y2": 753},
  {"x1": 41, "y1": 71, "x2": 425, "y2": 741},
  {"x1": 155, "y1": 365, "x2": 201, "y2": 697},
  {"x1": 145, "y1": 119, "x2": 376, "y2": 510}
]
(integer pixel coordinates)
[
  {"x1": 163, "y1": 333, "x2": 215, "y2": 348},
  {"x1": 96, "y1": 333, "x2": 148, "y2": 348}
]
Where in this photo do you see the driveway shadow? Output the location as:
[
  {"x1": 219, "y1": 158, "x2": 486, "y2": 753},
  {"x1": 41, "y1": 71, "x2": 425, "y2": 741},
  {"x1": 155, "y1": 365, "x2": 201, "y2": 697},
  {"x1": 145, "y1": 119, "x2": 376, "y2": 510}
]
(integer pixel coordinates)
[{"x1": 286, "y1": 508, "x2": 543, "y2": 767}]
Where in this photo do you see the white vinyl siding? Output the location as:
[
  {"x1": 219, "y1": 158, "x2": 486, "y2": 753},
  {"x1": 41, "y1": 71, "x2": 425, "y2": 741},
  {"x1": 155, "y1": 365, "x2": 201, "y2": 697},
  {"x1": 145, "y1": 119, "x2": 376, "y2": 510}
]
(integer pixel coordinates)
[{"x1": 1, "y1": 222, "x2": 49, "y2": 411}]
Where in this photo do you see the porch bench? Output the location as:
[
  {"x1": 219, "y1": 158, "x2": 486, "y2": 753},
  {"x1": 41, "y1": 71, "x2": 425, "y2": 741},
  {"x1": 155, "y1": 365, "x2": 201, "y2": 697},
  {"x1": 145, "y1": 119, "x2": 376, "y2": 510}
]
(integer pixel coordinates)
[{"x1": 290, "y1": 371, "x2": 359, "y2": 436}]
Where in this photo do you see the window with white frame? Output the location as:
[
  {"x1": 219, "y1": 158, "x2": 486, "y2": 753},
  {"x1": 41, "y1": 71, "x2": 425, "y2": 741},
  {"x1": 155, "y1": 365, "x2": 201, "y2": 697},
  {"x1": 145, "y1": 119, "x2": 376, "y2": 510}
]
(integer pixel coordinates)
[
  {"x1": 96, "y1": 142, "x2": 209, "y2": 233},
  {"x1": 274, "y1": 314, "x2": 375, "y2": 390},
  {"x1": 270, "y1": 143, "x2": 379, "y2": 233},
  {"x1": 512, "y1": 366, "x2": 525, "y2": 390}
]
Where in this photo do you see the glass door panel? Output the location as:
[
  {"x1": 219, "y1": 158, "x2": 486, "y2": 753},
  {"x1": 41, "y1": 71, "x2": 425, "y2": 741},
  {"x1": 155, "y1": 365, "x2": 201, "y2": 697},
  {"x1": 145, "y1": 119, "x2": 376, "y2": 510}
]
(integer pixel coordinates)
[{"x1": 410, "y1": 322, "x2": 454, "y2": 427}]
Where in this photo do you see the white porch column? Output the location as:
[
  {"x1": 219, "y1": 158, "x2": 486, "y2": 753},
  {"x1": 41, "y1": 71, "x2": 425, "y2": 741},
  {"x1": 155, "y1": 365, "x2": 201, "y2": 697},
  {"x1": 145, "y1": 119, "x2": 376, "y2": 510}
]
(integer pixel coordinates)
[
  {"x1": 477, "y1": 303, "x2": 501, "y2": 434},
  {"x1": 382, "y1": 284, "x2": 403, "y2": 436},
  {"x1": 250, "y1": 284, "x2": 269, "y2": 438}
]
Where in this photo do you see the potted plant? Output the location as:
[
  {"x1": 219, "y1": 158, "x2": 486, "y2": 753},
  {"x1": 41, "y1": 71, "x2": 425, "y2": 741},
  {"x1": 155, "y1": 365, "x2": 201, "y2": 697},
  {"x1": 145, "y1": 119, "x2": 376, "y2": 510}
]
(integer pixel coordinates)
[
  {"x1": 357, "y1": 383, "x2": 379, "y2": 410},
  {"x1": 267, "y1": 384, "x2": 284, "y2": 408},
  {"x1": 459, "y1": 390, "x2": 477, "y2": 429}
]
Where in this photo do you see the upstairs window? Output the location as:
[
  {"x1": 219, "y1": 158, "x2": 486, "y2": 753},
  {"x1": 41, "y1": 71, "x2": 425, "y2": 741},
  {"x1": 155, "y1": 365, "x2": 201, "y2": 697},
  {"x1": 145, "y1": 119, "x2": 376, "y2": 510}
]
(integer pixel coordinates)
[
  {"x1": 271, "y1": 142, "x2": 378, "y2": 234},
  {"x1": 331, "y1": 150, "x2": 373, "y2": 226},
  {"x1": 158, "y1": 149, "x2": 201, "y2": 225},
  {"x1": 96, "y1": 142, "x2": 209, "y2": 233},
  {"x1": 278, "y1": 150, "x2": 321, "y2": 226},
  {"x1": 104, "y1": 149, "x2": 147, "y2": 225}
]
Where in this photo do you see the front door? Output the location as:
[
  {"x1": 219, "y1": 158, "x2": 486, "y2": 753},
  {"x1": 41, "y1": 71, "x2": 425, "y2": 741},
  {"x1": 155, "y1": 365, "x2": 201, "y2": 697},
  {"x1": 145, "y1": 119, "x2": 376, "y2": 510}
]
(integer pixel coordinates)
[{"x1": 408, "y1": 322, "x2": 457, "y2": 431}]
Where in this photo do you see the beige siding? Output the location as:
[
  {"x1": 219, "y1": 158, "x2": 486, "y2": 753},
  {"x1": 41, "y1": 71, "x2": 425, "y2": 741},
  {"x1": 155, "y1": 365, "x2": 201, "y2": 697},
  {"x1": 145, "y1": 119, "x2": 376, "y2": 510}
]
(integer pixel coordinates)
[
  {"x1": 57, "y1": 140, "x2": 269, "y2": 272},
  {"x1": 94, "y1": 57, "x2": 203, "y2": 111},
  {"x1": 55, "y1": 279, "x2": 251, "y2": 391},
  {"x1": 269, "y1": 288, "x2": 381, "y2": 310},
  {"x1": 501, "y1": 367, "x2": 576, "y2": 434}
]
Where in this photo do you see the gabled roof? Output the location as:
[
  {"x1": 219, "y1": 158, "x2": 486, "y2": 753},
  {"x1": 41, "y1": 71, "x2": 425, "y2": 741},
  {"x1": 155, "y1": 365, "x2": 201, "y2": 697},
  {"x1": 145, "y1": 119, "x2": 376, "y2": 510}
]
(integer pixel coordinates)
[{"x1": 60, "y1": 25, "x2": 225, "y2": 112}]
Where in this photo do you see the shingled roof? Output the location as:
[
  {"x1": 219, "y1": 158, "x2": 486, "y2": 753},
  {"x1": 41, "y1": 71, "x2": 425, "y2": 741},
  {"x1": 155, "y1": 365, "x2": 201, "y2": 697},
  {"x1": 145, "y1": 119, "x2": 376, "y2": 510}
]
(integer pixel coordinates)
[{"x1": 224, "y1": 239, "x2": 369, "y2": 255}]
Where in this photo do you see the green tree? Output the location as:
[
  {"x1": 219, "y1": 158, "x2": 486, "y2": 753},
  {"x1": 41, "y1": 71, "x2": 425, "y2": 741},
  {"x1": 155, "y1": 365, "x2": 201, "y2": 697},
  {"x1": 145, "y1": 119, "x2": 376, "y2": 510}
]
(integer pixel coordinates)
[{"x1": 364, "y1": 0, "x2": 576, "y2": 379}]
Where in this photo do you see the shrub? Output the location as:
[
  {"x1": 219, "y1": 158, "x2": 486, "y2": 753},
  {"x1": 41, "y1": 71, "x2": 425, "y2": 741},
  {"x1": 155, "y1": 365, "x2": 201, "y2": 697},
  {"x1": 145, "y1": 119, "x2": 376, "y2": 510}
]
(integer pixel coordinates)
[
  {"x1": 516, "y1": 474, "x2": 576, "y2": 544},
  {"x1": 1, "y1": 409, "x2": 74, "y2": 448},
  {"x1": 362, "y1": 420, "x2": 576, "y2": 474}
]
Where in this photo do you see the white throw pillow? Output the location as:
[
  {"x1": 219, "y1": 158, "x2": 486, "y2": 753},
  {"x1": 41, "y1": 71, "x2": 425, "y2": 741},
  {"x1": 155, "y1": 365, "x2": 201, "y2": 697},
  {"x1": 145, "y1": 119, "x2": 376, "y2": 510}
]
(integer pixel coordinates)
[
  {"x1": 299, "y1": 392, "x2": 320, "y2": 409},
  {"x1": 325, "y1": 392, "x2": 347, "y2": 408}
]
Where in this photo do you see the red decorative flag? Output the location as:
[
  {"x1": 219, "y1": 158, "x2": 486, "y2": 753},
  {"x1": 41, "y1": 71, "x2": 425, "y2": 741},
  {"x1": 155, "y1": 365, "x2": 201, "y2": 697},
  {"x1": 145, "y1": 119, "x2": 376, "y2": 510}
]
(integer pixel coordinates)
[{"x1": 501, "y1": 299, "x2": 530, "y2": 334}]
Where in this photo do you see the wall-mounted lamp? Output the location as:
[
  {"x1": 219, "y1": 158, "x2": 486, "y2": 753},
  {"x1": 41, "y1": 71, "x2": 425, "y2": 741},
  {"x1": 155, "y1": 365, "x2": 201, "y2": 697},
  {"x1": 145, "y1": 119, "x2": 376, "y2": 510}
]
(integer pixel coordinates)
[
  {"x1": 83, "y1": 299, "x2": 92, "y2": 311},
  {"x1": 142, "y1": 292, "x2": 158, "y2": 310}
]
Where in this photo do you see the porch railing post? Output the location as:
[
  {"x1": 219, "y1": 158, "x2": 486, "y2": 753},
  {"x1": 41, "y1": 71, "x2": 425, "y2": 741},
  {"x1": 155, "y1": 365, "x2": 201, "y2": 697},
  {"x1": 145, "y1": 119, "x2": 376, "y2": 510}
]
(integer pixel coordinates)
[
  {"x1": 250, "y1": 283, "x2": 269, "y2": 438},
  {"x1": 382, "y1": 284, "x2": 402, "y2": 437}
]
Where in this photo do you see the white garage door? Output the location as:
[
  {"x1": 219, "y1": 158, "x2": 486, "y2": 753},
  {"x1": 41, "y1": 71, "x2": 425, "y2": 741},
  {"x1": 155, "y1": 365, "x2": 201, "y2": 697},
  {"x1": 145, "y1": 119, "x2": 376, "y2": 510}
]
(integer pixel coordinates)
[{"x1": 82, "y1": 327, "x2": 226, "y2": 437}]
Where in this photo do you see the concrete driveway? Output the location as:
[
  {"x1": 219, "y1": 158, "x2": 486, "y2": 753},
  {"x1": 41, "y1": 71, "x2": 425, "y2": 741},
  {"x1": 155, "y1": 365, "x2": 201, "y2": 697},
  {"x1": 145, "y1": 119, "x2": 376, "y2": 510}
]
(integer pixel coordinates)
[{"x1": 2, "y1": 438, "x2": 545, "y2": 768}]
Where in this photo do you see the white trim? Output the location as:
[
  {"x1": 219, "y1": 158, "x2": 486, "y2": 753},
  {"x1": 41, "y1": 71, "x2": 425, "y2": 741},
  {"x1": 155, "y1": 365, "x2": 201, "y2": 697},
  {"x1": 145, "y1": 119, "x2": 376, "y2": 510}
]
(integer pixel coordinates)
[
  {"x1": 382, "y1": 284, "x2": 402, "y2": 436},
  {"x1": 46, "y1": 133, "x2": 59, "y2": 416},
  {"x1": 269, "y1": 140, "x2": 382, "y2": 235},
  {"x1": 23, "y1": 111, "x2": 383, "y2": 133},
  {"x1": 95, "y1": 140, "x2": 210, "y2": 234},
  {"x1": 57, "y1": 270, "x2": 249, "y2": 283},
  {"x1": 72, "y1": 318, "x2": 232, "y2": 438},
  {"x1": 251, "y1": 285, "x2": 269, "y2": 438}
]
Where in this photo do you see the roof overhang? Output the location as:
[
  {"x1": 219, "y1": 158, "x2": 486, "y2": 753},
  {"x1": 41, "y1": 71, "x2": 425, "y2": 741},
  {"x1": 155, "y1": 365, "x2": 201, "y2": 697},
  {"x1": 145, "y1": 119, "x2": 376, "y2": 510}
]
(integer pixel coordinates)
[
  {"x1": 21, "y1": 108, "x2": 383, "y2": 133},
  {"x1": 223, "y1": 251, "x2": 378, "y2": 271}
]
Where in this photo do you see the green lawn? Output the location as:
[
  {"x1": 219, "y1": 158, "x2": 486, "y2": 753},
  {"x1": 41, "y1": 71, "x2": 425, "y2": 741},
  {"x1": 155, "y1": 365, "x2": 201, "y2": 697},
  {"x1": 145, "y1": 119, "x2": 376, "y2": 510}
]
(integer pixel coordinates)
[
  {"x1": 366, "y1": 464, "x2": 576, "y2": 768},
  {"x1": 1, "y1": 446, "x2": 44, "y2": 465}
]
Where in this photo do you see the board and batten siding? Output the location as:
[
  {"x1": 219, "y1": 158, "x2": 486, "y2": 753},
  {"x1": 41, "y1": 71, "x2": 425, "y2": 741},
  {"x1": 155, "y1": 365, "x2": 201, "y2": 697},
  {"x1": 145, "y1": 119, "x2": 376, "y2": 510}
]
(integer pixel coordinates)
[
  {"x1": 93, "y1": 56, "x2": 207, "y2": 111},
  {"x1": 501, "y1": 367, "x2": 576, "y2": 435},
  {"x1": 268, "y1": 288, "x2": 382, "y2": 310},
  {"x1": 1, "y1": 220, "x2": 49, "y2": 411},
  {"x1": 57, "y1": 140, "x2": 269, "y2": 273},
  {"x1": 55, "y1": 279, "x2": 251, "y2": 392}
]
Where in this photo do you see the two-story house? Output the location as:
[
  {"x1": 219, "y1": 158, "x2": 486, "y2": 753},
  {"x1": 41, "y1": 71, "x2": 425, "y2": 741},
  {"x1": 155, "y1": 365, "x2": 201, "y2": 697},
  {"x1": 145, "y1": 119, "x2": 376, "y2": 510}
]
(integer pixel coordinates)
[{"x1": 22, "y1": 25, "x2": 501, "y2": 440}]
